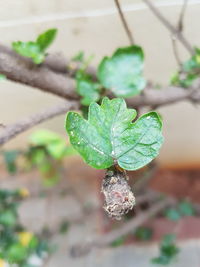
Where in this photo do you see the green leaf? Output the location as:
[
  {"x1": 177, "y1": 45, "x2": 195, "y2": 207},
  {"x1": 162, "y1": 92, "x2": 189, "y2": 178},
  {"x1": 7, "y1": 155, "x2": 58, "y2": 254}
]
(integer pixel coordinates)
[
  {"x1": 72, "y1": 51, "x2": 84, "y2": 62},
  {"x1": 29, "y1": 129, "x2": 69, "y2": 160},
  {"x1": 42, "y1": 175, "x2": 60, "y2": 187},
  {"x1": 111, "y1": 236, "x2": 126, "y2": 247},
  {"x1": 165, "y1": 208, "x2": 181, "y2": 221},
  {"x1": 152, "y1": 255, "x2": 171, "y2": 265},
  {"x1": 7, "y1": 243, "x2": 27, "y2": 262},
  {"x1": 29, "y1": 148, "x2": 46, "y2": 165},
  {"x1": 3, "y1": 150, "x2": 19, "y2": 174},
  {"x1": 161, "y1": 234, "x2": 176, "y2": 248},
  {"x1": 171, "y1": 47, "x2": 200, "y2": 88},
  {"x1": 65, "y1": 97, "x2": 163, "y2": 170},
  {"x1": 0, "y1": 210, "x2": 17, "y2": 227},
  {"x1": 178, "y1": 200, "x2": 195, "y2": 216},
  {"x1": 134, "y1": 226, "x2": 153, "y2": 241},
  {"x1": 12, "y1": 41, "x2": 44, "y2": 64},
  {"x1": 59, "y1": 220, "x2": 70, "y2": 234},
  {"x1": 36, "y1": 28, "x2": 57, "y2": 52},
  {"x1": 171, "y1": 72, "x2": 198, "y2": 88},
  {"x1": 97, "y1": 46, "x2": 146, "y2": 97},
  {"x1": 152, "y1": 234, "x2": 179, "y2": 265},
  {"x1": 76, "y1": 72, "x2": 101, "y2": 106},
  {"x1": 0, "y1": 74, "x2": 6, "y2": 81},
  {"x1": 12, "y1": 28, "x2": 57, "y2": 64}
]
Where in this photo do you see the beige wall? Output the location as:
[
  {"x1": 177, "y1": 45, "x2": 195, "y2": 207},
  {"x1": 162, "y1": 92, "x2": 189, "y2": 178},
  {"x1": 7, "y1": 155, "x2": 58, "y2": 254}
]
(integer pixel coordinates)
[{"x1": 1, "y1": 0, "x2": 200, "y2": 167}]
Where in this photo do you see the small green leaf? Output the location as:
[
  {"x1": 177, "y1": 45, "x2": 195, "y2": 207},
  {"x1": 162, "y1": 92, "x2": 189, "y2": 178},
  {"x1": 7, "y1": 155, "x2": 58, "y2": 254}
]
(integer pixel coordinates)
[
  {"x1": 111, "y1": 236, "x2": 126, "y2": 247},
  {"x1": 161, "y1": 234, "x2": 176, "y2": 247},
  {"x1": 152, "y1": 255, "x2": 171, "y2": 265},
  {"x1": 152, "y1": 234, "x2": 179, "y2": 265},
  {"x1": 12, "y1": 28, "x2": 57, "y2": 64},
  {"x1": 30, "y1": 129, "x2": 68, "y2": 160},
  {"x1": 29, "y1": 148, "x2": 46, "y2": 165},
  {"x1": 165, "y1": 208, "x2": 181, "y2": 221},
  {"x1": 12, "y1": 41, "x2": 44, "y2": 64},
  {"x1": 134, "y1": 226, "x2": 153, "y2": 241},
  {"x1": 178, "y1": 200, "x2": 195, "y2": 216},
  {"x1": 42, "y1": 175, "x2": 60, "y2": 187},
  {"x1": 3, "y1": 150, "x2": 19, "y2": 174},
  {"x1": 171, "y1": 47, "x2": 200, "y2": 88},
  {"x1": 59, "y1": 220, "x2": 70, "y2": 234},
  {"x1": 97, "y1": 46, "x2": 146, "y2": 97},
  {"x1": 76, "y1": 72, "x2": 101, "y2": 106},
  {"x1": 7, "y1": 243, "x2": 27, "y2": 262},
  {"x1": 72, "y1": 51, "x2": 84, "y2": 62},
  {"x1": 0, "y1": 74, "x2": 6, "y2": 81},
  {"x1": 0, "y1": 211, "x2": 17, "y2": 227},
  {"x1": 36, "y1": 28, "x2": 57, "y2": 52},
  {"x1": 66, "y1": 97, "x2": 163, "y2": 170}
]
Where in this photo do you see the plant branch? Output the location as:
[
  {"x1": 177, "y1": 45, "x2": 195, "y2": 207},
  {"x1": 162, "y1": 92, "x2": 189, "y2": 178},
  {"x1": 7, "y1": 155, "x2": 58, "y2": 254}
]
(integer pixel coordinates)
[
  {"x1": 45, "y1": 52, "x2": 97, "y2": 78},
  {"x1": 178, "y1": 0, "x2": 188, "y2": 32},
  {"x1": 1, "y1": 44, "x2": 200, "y2": 114},
  {"x1": 171, "y1": 36, "x2": 182, "y2": 67},
  {"x1": 0, "y1": 100, "x2": 79, "y2": 146},
  {"x1": 142, "y1": 0, "x2": 194, "y2": 55},
  {"x1": 126, "y1": 84, "x2": 200, "y2": 108},
  {"x1": 0, "y1": 44, "x2": 78, "y2": 100},
  {"x1": 171, "y1": 0, "x2": 189, "y2": 67},
  {"x1": 71, "y1": 198, "x2": 171, "y2": 256},
  {"x1": 114, "y1": 0, "x2": 134, "y2": 45}
]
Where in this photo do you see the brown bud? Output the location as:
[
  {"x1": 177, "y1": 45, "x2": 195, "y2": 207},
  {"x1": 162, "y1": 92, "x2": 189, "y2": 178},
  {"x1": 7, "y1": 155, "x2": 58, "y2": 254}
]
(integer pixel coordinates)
[{"x1": 101, "y1": 166, "x2": 135, "y2": 220}]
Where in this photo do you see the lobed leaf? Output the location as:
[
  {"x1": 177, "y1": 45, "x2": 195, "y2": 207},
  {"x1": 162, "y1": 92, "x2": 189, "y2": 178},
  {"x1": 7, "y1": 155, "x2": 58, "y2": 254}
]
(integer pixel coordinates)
[
  {"x1": 66, "y1": 97, "x2": 163, "y2": 170},
  {"x1": 97, "y1": 46, "x2": 146, "y2": 97}
]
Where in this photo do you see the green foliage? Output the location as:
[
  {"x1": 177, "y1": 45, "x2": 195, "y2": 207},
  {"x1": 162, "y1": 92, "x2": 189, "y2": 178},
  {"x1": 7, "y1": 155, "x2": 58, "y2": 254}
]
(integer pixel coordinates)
[
  {"x1": 59, "y1": 220, "x2": 70, "y2": 234},
  {"x1": 29, "y1": 129, "x2": 75, "y2": 160},
  {"x1": 111, "y1": 236, "x2": 126, "y2": 247},
  {"x1": 171, "y1": 47, "x2": 200, "y2": 88},
  {"x1": 26, "y1": 129, "x2": 76, "y2": 186},
  {"x1": 165, "y1": 200, "x2": 195, "y2": 221},
  {"x1": 0, "y1": 189, "x2": 50, "y2": 266},
  {"x1": 0, "y1": 74, "x2": 6, "y2": 81},
  {"x1": 66, "y1": 97, "x2": 163, "y2": 170},
  {"x1": 1, "y1": 129, "x2": 76, "y2": 187},
  {"x1": 0, "y1": 210, "x2": 17, "y2": 227},
  {"x1": 165, "y1": 208, "x2": 181, "y2": 221},
  {"x1": 178, "y1": 200, "x2": 195, "y2": 216},
  {"x1": 76, "y1": 72, "x2": 102, "y2": 106},
  {"x1": 7, "y1": 243, "x2": 28, "y2": 262},
  {"x1": 3, "y1": 150, "x2": 19, "y2": 174},
  {"x1": 72, "y1": 51, "x2": 85, "y2": 62},
  {"x1": 12, "y1": 28, "x2": 57, "y2": 64},
  {"x1": 134, "y1": 226, "x2": 153, "y2": 241},
  {"x1": 152, "y1": 234, "x2": 179, "y2": 265},
  {"x1": 97, "y1": 46, "x2": 146, "y2": 97},
  {"x1": 36, "y1": 29, "x2": 57, "y2": 52}
]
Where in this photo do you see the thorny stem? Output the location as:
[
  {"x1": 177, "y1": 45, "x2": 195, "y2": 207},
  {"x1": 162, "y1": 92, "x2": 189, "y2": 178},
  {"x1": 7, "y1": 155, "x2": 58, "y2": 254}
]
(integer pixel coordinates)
[{"x1": 114, "y1": 0, "x2": 134, "y2": 45}]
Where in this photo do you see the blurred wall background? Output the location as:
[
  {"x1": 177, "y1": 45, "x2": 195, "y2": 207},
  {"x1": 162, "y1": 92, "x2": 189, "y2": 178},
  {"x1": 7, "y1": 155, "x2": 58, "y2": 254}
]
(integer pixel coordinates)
[{"x1": 1, "y1": 0, "x2": 200, "y2": 167}]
